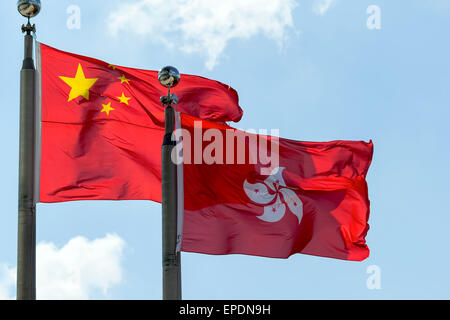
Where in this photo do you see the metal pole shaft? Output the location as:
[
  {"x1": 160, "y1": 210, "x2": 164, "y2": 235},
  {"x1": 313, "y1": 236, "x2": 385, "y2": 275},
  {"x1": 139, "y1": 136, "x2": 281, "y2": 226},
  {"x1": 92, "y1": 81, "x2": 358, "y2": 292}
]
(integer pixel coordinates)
[
  {"x1": 161, "y1": 104, "x2": 182, "y2": 300},
  {"x1": 17, "y1": 27, "x2": 36, "y2": 300}
]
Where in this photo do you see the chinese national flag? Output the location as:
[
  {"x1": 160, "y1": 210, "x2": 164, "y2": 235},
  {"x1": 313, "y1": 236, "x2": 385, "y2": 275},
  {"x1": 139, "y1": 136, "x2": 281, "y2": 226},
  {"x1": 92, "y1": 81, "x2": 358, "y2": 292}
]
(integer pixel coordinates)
[
  {"x1": 179, "y1": 114, "x2": 373, "y2": 261},
  {"x1": 37, "y1": 43, "x2": 242, "y2": 203}
]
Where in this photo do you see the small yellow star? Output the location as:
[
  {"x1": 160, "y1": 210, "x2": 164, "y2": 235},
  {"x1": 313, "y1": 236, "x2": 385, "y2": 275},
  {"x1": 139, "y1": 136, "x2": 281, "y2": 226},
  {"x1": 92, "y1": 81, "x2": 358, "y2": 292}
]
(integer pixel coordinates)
[
  {"x1": 59, "y1": 64, "x2": 98, "y2": 102},
  {"x1": 116, "y1": 92, "x2": 131, "y2": 105},
  {"x1": 117, "y1": 74, "x2": 130, "y2": 85},
  {"x1": 101, "y1": 101, "x2": 115, "y2": 116},
  {"x1": 108, "y1": 64, "x2": 117, "y2": 70}
]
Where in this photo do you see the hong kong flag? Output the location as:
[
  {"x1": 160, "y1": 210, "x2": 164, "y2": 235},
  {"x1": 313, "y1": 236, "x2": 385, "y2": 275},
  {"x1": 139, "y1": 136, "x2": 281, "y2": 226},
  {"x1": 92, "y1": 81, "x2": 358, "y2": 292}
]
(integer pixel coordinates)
[
  {"x1": 36, "y1": 42, "x2": 242, "y2": 203},
  {"x1": 178, "y1": 113, "x2": 373, "y2": 261}
]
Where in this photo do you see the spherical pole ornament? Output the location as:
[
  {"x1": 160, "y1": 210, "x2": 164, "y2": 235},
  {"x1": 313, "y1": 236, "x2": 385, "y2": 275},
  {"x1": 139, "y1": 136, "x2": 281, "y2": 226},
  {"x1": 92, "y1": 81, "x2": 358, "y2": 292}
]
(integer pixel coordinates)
[
  {"x1": 158, "y1": 66, "x2": 180, "y2": 88},
  {"x1": 17, "y1": 0, "x2": 41, "y2": 18}
]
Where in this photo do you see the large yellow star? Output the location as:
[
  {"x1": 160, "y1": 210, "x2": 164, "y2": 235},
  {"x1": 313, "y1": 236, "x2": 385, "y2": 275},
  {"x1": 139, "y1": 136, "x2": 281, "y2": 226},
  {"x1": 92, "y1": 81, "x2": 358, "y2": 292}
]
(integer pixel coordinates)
[
  {"x1": 59, "y1": 64, "x2": 98, "y2": 102},
  {"x1": 116, "y1": 92, "x2": 131, "y2": 105},
  {"x1": 101, "y1": 102, "x2": 115, "y2": 116},
  {"x1": 117, "y1": 74, "x2": 131, "y2": 85}
]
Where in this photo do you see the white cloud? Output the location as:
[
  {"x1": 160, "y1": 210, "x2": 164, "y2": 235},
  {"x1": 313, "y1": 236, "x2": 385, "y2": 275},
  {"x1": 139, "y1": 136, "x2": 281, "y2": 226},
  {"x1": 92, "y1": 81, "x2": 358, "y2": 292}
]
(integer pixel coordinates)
[
  {"x1": 0, "y1": 264, "x2": 16, "y2": 300},
  {"x1": 108, "y1": 0, "x2": 297, "y2": 70},
  {"x1": 0, "y1": 234, "x2": 126, "y2": 300},
  {"x1": 37, "y1": 234, "x2": 125, "y2": 299},
  {"x1": 313, "y1": 0, "x2": 336, "y2": 15}
]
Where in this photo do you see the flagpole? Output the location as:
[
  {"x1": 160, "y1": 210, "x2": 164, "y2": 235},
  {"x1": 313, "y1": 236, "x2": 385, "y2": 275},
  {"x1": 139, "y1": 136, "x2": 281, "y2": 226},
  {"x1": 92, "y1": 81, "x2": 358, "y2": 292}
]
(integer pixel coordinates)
[
  {"x1": 159, "y1": 66, "x2": 182, "y2": 300},
  {"x1": 16, "y1": 0, "x2": 41, "y2": 300}
]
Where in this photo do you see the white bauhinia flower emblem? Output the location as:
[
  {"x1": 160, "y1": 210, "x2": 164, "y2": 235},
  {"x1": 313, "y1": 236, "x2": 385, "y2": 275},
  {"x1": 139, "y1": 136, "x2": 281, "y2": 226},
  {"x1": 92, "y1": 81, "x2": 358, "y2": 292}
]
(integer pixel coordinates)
[{"x1": 243, "y1": 167, "x2": 303, "y2": 223}]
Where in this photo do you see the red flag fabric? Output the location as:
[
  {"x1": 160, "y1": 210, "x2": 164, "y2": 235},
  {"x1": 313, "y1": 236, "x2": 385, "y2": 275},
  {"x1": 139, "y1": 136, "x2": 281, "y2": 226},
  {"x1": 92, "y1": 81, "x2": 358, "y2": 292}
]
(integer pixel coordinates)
[
  {"x1": 179, "y1": 113, "x2": 373, "y2": 261},
  {"x1": 37, "y1": 42, "x2": 242, "y2": 203}
]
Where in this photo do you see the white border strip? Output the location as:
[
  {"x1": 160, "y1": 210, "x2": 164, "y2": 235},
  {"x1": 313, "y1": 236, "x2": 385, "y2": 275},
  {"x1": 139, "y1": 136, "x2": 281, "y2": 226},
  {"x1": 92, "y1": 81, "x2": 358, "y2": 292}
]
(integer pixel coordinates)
[
  {"x1": 34, "y1": 40, "x2": 42, "y2": 203},
  {"x1": 174, "y1": 111, "x2": 184, "y2": 252}
]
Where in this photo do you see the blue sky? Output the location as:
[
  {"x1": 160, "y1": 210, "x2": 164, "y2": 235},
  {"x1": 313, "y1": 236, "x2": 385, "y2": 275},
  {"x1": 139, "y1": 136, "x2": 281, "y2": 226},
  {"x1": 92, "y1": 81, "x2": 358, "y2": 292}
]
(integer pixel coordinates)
[{"x1": 1, "y1": 0, "x2": 450, "y2": 299}]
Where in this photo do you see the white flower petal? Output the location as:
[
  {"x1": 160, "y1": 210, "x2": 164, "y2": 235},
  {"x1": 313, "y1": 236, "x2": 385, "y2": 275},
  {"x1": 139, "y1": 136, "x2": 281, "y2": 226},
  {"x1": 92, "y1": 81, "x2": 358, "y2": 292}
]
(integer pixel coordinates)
[
  {"x1": 257, "y1": 195, "x2": 286, "y2": 223},
  {"x1": 280, "y1": 188, "x2": 303, "y2": 224},
  {"x1": 244, "y1": 180, "x2": 276, "y2": 205},
  {"x1": 264, "y1": 167, "x2": 287, "y2": 190}
]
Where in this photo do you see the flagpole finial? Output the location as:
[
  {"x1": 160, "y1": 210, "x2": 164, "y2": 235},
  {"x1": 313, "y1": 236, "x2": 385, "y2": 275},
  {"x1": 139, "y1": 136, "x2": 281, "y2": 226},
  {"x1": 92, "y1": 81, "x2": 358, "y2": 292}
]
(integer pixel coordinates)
[
  {"x1": 18, "y1": 0, "x2": 40, "y2": 34},
  {"x1": 158, "y1": 66, "x2": 180, "y2": 106},
  {"x1": 17, "y1": 0, "x2": 41, "y2": 18},
  {"x1": 158, "y1": 66, "x2": 180, "y2": 88}
]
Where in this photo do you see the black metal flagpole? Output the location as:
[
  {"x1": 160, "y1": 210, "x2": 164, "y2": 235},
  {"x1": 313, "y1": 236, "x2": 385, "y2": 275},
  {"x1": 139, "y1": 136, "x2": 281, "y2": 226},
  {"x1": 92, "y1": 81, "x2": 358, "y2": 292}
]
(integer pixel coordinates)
[
  {"x1": 16, "y1": 0, "x2": 41, "y2": 300},
  {"x1": 158, "y1": 66, "x2": 182, "y2": 300}
]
